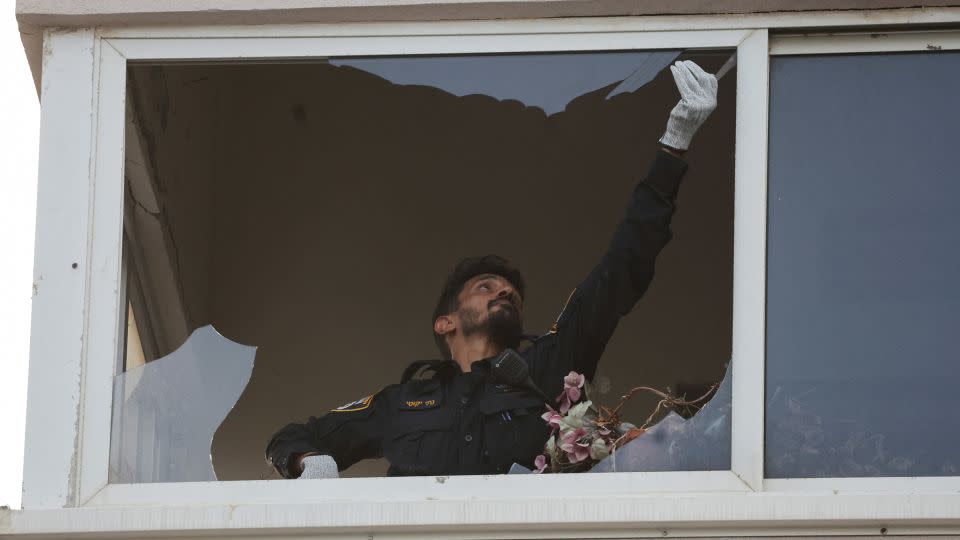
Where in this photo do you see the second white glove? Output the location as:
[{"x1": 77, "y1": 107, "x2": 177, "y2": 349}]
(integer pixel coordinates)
[{"x1": 659, "y1": 60, "x2": 718, "y2": 151}]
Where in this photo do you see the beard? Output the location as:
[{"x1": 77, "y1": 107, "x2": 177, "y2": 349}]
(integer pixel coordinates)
[{"x1": 459, "y1": 303, "x2": 523, "y2": 351}]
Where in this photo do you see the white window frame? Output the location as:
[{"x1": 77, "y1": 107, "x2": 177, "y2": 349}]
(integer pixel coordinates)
[{"x1": 18, "y1": 11, "x2": 960, "y2": 539}]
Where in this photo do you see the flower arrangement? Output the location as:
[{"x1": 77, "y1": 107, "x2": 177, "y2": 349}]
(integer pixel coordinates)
[{"x1": 533, "y1": 371, "x2": 718, "y2": 473}]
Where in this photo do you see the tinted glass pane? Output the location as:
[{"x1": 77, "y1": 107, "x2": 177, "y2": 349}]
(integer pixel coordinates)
[{"x1": 766, "y1": 52, "x2": 960, "y2": 478}]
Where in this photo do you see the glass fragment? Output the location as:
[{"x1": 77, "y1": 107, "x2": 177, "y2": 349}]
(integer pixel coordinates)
[
  {"x1": 109, "y1": 325, "x2": 256, "y2": 483},
  {"x1": 331, "y1": 50, "x2": 681, "y2": 116},
  {"x1": 590, "y1": 366, "x2": 731, "y2": 472}
]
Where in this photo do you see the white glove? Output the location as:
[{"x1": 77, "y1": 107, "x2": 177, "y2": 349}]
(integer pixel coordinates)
[
  {"x1": 298, "y1": 454, "x2": 340, "y2": 479},
  {"x1": 659, "y1": 60, "x2": 718, "y2": 151}
]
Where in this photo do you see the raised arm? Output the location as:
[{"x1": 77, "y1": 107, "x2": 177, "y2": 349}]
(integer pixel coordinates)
[
  {"x1": 547, "y1": 149, "x2": 688, "y2": 381},
  {"x1": 529, "y1": 60, "x2": 717, "y2": 389}
]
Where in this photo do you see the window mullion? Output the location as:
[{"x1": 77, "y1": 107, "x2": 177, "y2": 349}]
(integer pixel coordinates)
[{"x1": 729, "y1": 28, "x2": 769, "y2": 492}]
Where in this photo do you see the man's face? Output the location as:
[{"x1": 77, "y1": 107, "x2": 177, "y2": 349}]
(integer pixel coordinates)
[{"x1": 454, "y1": 273, "x2": 524, "y2": 349}]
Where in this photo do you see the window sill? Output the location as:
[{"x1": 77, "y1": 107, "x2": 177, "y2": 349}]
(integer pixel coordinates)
[{"x1": 5, "y1": 484, "x2": 960, "y2": 538}]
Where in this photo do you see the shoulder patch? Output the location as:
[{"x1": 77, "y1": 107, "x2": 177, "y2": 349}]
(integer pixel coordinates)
[{"x1": 331, "y1": 394, "x2": 375, "y2": 413}]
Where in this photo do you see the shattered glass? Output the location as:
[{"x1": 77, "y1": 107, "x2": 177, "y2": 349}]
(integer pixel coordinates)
[
  {"x1": 331, "y1": 50, "x2": 681, "y2": 116},
  {"x1": 766, "y1": 52, "x2": 960, "y2": 478},
  {"x1": 590, "y1": 366, "x2": 731, "y2": 472},
  {"x1": 109, "y1": 325, "x2": 255, "y2": 483}
]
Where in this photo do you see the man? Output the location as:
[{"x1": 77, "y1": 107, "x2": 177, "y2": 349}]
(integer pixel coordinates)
[{"x1": 265, "y1": 60, "x2": 718, "y2": 479}]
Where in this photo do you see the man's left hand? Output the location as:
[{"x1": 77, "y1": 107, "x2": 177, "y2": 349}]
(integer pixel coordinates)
[
  {"x1": 298, "y1": 454, "x2": 340, "y2": 479},
  {"x1": 659, "y1": 60, "x2": 718, "y2": 152}
]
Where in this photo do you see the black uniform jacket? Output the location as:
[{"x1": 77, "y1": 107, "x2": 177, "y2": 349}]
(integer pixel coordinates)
[{"x1": 266, "y1": 150, "x2": 688, "y2": 478}]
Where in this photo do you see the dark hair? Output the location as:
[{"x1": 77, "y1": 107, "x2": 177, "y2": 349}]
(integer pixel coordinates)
[{"x1": 432, "y1": 254, "x2": 526, "y2": 359}]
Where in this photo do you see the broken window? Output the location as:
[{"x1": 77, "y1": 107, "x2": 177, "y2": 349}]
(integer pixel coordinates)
[
  {"x1": 766, "y1": 51, "x2": 960, "y2": 478},
  {"x1": 113, "y1": 49, "x2": 736, "y2": 482}
]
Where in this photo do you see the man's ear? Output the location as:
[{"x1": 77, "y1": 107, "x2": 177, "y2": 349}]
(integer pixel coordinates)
[{"x1": 434, "y1": 314, "x2": 456, "y2": 337}]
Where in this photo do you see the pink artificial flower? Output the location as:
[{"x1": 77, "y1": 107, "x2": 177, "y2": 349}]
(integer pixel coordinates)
[
  {"x1": 533, "y1": 454, "x2": 548, "y2": 473},
  {"x1": 559, "y1": 428, "x2": 591, "y2": 463},
  {"x1": 569, "y1": 442, "x2": 591, "y2": 463},
  {"x1": 564, "y1": 371, "x2": 586, "y2": 390},
  {"x1": 556, "y1": 371, "x2": 585, "y2": 414},
  {"x1": 541, "y1": 409, "x2": 563, "y2": 431}
]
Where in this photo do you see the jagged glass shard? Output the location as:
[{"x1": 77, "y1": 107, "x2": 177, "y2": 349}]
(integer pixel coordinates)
[
  {"x1": 605, "y1": 50, "x2": 683, "y2": 99},
  {"x1": 331, "y1": 51, "x2": 680, "y2": 116},
  {"x1": 109, "y1": 325, "x2": 255, "y2": 483},
  {"x1": 590, "y1": 366, "x2": 731, "y2": 472},
  {"x1": 508, "y1": 463, "x2": 533, "y2": 474}
]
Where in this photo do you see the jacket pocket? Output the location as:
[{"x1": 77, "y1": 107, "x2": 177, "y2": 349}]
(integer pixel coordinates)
[
  {"x1": 478, "y1": 392, "x2": 548, "y2": 472},
  {"x1": 387, "y1": 408, "x2": 455, "y2": 475}
]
